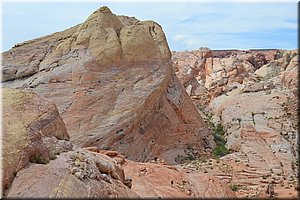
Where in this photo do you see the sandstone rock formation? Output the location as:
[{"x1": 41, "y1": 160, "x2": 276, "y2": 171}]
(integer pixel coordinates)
[
  {"x1": 3, "y1": 5, "x2": 296, "y2": 199},
  {"x1": 2, "y1": 88, "x2": 70, "y2": 193},
  {"x1": 84, "y1": 147, "x2": 235, "y2": 198},
  {"x1": 1, "y1": 86, "x2": 231, "y2": 198},
  {"x1": 7, "y1": 148, "x2": 139, "y2": 198},
  {"x1": 2, "y1": 88, "x2": 139, "y2": 198},
  {"x1": 172, "y1": 48, "x2": 298, "y2": 198},
  {"x1": 172, "y1": 48, "x2": 281, "y2": 101},
  {"x1": 124, "y1": 160, "x2": 235, "y2": 198},
  {"x1": 2, "y1": 7, "x2": 215, "y2": 165}
]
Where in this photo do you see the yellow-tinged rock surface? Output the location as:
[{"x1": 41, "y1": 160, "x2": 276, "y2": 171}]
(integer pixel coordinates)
[
  {"x1": 3, "y1": 6, "x2": 215, "y2": 164},
  {"x1": 4, "y1": 5, "x2": 296, "y2": 199},
  {"x1": 2, "y1": 88, "x2": 69, "y2": 193}
]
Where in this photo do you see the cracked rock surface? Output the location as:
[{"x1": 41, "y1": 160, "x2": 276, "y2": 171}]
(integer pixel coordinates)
[
  {"x1": 2, "y1": 88, "x2": 139, "y2": 198},
  {"x1": 3, "y1": 6, "x2": 214, "y2": 164},
  {"x1": 173, "y1": 48, "x2": 298, "y2": 198}
]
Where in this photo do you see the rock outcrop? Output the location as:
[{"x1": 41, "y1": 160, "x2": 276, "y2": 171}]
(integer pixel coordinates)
[
  {"x1": 84, "y1": 147, "x2": 236, "y2": 198},
  {"x1": 125, "y1": 160, "x2": 235, "y2": 198},
  {"x1": 172, "y1": 48, "x2": 281, "y2": 101},
  {"x1": 2, "y1": 88, "x2": 70, "y2": 194},
  {"x1": 4, "y1": 5, "x2": 296, "y2": 199},
  {"x1": 172, "y1": 48, "x2": 298, "y2": 198},
  {"x1": 7, "y1": 148, "x2": 139, "y2": 198},
  {"x1": 1, "y1": 86, "x2": 232, "y2": 198},
  {"x1": 2, "y1": 88, "x2": 139, "y2": 198},
  {"x1": 2, "y1": 7, "x2": 214, "y2": 164}
]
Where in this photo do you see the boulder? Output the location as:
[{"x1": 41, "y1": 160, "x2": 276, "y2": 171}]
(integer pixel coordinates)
[
  {"x1": 2, "y1": 88, "x2": 70, "y2": 193},
  {"x1": 2, "y1": 88, "x2": 139, "y2": 198},
  {"x1": 7, "y1": 148, "x2": 139, "y2": 198}
]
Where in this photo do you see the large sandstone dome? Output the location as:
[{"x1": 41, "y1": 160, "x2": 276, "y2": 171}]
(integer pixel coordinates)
[{"x1": 3, "y1": 6, "x2": 215, "y2": 164}]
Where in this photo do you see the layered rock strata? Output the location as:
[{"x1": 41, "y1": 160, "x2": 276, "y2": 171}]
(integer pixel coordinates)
[
  {"x1": 2, "y1": 7, "x2": 215, "y2": 164},
  {"x1": 172, "y1": 48, "x2": 298, "y2": 198},
  {"x1": 2, "y1": 88, "x2": 138, "y2": 198}
]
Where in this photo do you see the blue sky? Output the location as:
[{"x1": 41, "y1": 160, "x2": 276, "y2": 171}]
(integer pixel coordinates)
[{"x1": 1, "y1": 1, "x2": 298, "y2": 51}]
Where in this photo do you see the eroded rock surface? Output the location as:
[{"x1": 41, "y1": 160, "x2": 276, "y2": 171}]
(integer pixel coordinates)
[
  {"x1": 3, "y1": 5, "x2": 296, "y2": 199},
  {"x1": 173, "y1": 48, "x2": 298, "y2": 198},
  {"x1": 85, "y1": 147, "x2": 235, "y2": 198},
  {"x1": 172, "y1": 48, "x2": 281, "y2": 101},
  {"x1": 2, "y1": 89, "x2": 139, "y2": 198},
  {"x1": 2, "y1": 7, "x2": 215, "y2": 164},
  {"x1": 7, "y1": 148, "x2": 139, "y2": 198},
  {"x1": 2, "y1": 88, "x2": 70, "y2": 193}
]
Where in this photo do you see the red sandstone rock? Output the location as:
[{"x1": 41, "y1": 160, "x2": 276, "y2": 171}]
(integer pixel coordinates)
[
  {"x1": 2, "y1": 88, "x2": 70, "y2": 194},
  {"x1": 2, "y1": 7, "x2": 215, "y2": 165},
  {"x1": 7, "y1": 148, "x2": 139, "y2": 198},
  {"x1": 3, "y1": 4, "x2": 297, "y2": 199},
  {"x1": 172, "y1": 48, "x2": 298, "y2": 198},
  {"x1": 2, "y1": 89, "x2": 139, "y2": 198},
  {"x1": 124, "y1": 160, "x2": 235, "y2": 198},
  {"x1": 172, "y1": 48, "x2": 281, "y2": 101},
  {"x1": 83, "y1": 147, "x2": 236, "y2": 198}
]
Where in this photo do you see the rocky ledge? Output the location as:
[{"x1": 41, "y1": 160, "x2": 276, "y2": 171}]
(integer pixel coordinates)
[{"x1": 173, "y1": 48, "x2": 298, "y2": 198}]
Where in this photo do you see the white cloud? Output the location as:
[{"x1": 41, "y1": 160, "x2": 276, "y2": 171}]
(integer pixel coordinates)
[
  {"x1": 163, "y1": 2, "x2": 297, "y2": 50},
  {"x1": 172, "y1": 3, "x2": 297, "y2": 33},
  {"x1": 173, "y1": 34, "x2": 188, "y2": 41},
  {"x1": 185, "y1": 38, "x2": 202, "y2": 49},
  {"x1": 2, "y1": 1, "x2": 297, "y2": 51}
]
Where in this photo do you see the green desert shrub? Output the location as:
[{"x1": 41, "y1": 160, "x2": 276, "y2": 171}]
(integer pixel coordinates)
[
  {"x1": 230, "y1": 184, "x2": 239, "y2": 192},
  {"x1": 213, "y1": 145, "x2": 230, "y2": 158},
  {"x1": 30, "y1": 155, "x2": 48, "y2": 164},
  {"x1": 212, "y1": 124, "x2": 229, "y2": 158}
]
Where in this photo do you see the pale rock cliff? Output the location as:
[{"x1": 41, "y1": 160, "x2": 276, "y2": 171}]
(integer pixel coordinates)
[{"x1": 172, "y1": 48, "x2": 298, "y2": 198}]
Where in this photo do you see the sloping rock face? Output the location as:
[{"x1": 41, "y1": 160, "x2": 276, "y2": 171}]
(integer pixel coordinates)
[
  {"x1": 172, "y1": 48, "x2": 298, "y2": 198},
  {"x1": 2, "y1": 88, "x2": 70, "y2": 193},
  {"x1": 7, "y1": 148, "x2": 139, "y2": 198},
  {"x1": 2, "y1": 7, "x2": 214, "y2": 164},
  {"x1": 124, "y1": 160, "x2": 235, "y2": 198},
  {"x1": 2, "y1": 88, "x2": 139, "y2": 198},
  {"x1": 85, "y1": 147, "x2": 235, "y2": 198}
]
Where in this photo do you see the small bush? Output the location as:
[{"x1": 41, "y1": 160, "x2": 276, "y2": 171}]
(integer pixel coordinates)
[
  {"x1": 50, "y1": 155, "x2": 57, "y2": 160},
  {"x1": 214, "y1": 124, "x2": 225, "y2": 135},
  {"x1": 211, "y1": 124, "x2": 229, "y2": 158},
  {"x1": 213, "y1": 145, "x2": 230, "y2": 158},
  {"x1": 230, "y1": 184, "x2": 239, "y2": 192},
  {"x1": 175, "y1": 155, "x2": 185, "y2": 164},
  {"x1": 30, "y1": 155, "x2": 48, "y2": 164},
  {"x1": 186, "y1": 154, "x2": 196, "y2": 161},
  {"x1": 198, "y1": 109, "x2": 230, "y2": 159}
]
